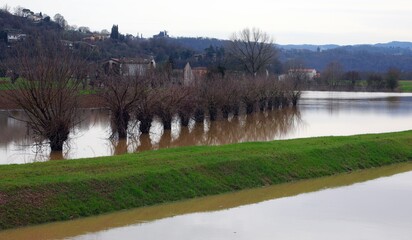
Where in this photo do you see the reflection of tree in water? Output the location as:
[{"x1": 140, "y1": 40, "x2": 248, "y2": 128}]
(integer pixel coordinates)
[
  {"x1": 200, "y1": 108, "x2": 301, "y2": 145},
  {"x1": 144, "y1": 108, "x2": 302, "y2": 150},
  {"x1": 109, "y1": 124, "x2": 141, "y2": 155},
  {"x1": 1, "y1": 109, "x2": 114, "y2": 162},
  {"x1": 75, "y1": 109, "x2": 111, "y2": 131},
  {"x1": 112, "y1": 138, "x2": 128, "y2": 155},
  {"x1": 49, "y1": 150, "x2": 64, "y2": 161},
  {"x1": 2, "y1": 108, "x2": 302, "y2": 162},
  {"x1": 0, "y1": 110, "x2": 31, "y2": 145},
  {"x1": 137, "y1": 133, "x2": 152, "y2": 152}
]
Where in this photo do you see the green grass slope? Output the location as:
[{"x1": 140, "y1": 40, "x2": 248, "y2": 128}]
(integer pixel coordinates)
[{"x1": 0, "y1": 131, "x2": 412, "y2": 229}]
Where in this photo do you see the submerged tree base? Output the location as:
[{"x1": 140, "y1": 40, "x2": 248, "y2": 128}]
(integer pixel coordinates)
[{"x1": 1, "y1": 130, "x2": 412, "y2": 230}]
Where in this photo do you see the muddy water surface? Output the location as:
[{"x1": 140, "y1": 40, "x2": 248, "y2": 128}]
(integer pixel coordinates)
[{"x1": 1, "y1": 91, "x2": 412, "y2": 164}]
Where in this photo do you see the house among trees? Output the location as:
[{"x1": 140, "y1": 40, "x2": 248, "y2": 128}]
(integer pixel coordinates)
[
  {"x1": 182, "y1": 62, "x2": 208, "y2": 85},
  {"x1": 103, "y1": 58, "x2": 156, "y2": 76},
  {"x1": 153, "y1": 31, "x2": 169, "y2": 39},
  {"x1": 288, "y1": 69, "x2": 317, "y2": 79},
  {"x1": 82, "y1": 34, "x2": 110, "y2": 42},
  {"x1": 169, "y1": 63, "x2": 209, "y2": 85},
  {"x1": 22, "y1": 9, "x2": 43, "y2": 22},
  {"x1": 279, "y1": 68, "x2": 318, "y2": 81},
  {"x1": 7, "y1": 32, "x2": 27, "y2": 42}
]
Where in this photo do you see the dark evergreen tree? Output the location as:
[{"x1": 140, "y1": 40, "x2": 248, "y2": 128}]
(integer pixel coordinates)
[
  {"x1": 0, "y1": 31, "x2": 7, "y2": 43},
  {"x1": 110, "y1": 25, "x2": 119, "y2": 40}
]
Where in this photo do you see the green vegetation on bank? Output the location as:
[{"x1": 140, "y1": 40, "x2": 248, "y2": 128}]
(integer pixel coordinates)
[
  {"x1": 0, "y1": 77, "x2": 96, "y2": 95},
  {"x1": 0, "y1": 78, "x2": 15, "y2": 90},
  {"x1": 1, "y1": 131, "x2": 412, "y2": 230},
  {"x1": 399, "y1": 80, "x2": 412, "y2": 92}
]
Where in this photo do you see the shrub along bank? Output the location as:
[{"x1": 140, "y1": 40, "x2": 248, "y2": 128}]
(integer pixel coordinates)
[{"x1": 1, "y1": 130, "x2": 412, "y2": 230}]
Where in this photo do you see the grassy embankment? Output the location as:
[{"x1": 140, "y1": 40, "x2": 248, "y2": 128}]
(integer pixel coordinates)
[
  {"x1": 399, "y1": 80, "x2": 412, "y2": 92},
  {"x1": 1, "y1": 131, "x2": 412, "y2": 230},
  {"x1": 0, "y1": 77, "x2": 96, "y2": 94}
]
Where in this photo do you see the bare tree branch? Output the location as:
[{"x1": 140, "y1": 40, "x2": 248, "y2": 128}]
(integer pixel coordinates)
[
  {"x1": 5, "y1": 35, "x2": 85, "y2": 151},
  {"x1": 228, "y1": 28, "x2": 277, "y2": 76}
]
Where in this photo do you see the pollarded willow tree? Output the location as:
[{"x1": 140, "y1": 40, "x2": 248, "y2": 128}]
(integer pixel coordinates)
[
  {"x1": 227, "y1": 28, "x2": 277, "y2": 76},
  {"x1": 5, "y1": 35, "x2": 85, "y2": 151},
  {"x1": 99, "y1": 73, "x2": 145, "y2": 138}
]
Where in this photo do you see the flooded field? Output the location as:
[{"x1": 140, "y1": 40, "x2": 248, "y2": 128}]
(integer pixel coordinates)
[{"x1": 1, "y1": 91, "x2": 412, "y2": 164}]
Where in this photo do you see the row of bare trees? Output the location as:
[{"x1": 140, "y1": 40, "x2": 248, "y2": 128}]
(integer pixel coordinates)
[
  {"x1": 99, "y1": 71, "x2": 300, "y2": 139},
  {"x1": 3, "y1": 28, "x2": 299, "y2": 153}
]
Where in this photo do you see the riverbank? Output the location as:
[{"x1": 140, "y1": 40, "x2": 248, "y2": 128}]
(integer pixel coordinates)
[
  {"x1": 399, "y1": 80, "x2": 412, "y2": 92},
  {"x1": 1, "y1": 130, "x2": 412, "y2": 230},
  {"x1": 0, "y1": 91, "x2": 104, "y2": 109}
]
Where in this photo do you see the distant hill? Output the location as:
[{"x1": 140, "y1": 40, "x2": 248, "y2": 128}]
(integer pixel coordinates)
[
  {"x1": 173, "y1": 38, "x2": 412, "y2": 73},
  {"x1": 278, "y1": 44, "x2": 412, "y2": 73},
  {"x1": 277, "y1": 44, "x2": 340, "y2": 51},
  {"x1": 276, "y1": 41, "x2": 412, "y2": 51},
  {"x1": 3, "y1": 8, "x2": 412, "y2": 74},
  {"x1": 374, "y1": 41, "x2": 412, "y2": 49},
  {"x1": 171, "y1": 37, "x2": 228, "y2": 52}
]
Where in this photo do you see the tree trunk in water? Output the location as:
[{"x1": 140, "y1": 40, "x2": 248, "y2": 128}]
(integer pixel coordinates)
[
  {"x1": 281, "y1": 97, "x2": 290, "y2": 108},
  {"x1": 259, "y1": 99, "x2": 266, "y2": 112},
  {"x1": 194, "y1": 108, "x2": 205, "y2": 123},
  {"x1": 267, "y1": 98, "x2": 273, "y2": 110},
  {"x1": 246, "y1": 102, "x2": 254, "y2": 114},
  {"x1": 292, "y1": 92, "x2": 301, "y2": 107},
  {"x1": 221, "y1": 105, "x2": 230, "y2": 119},
  {"x1": 292, "y1": 97, "x2": 298, "y2": 106},
  {"x1": 49, "y1": 128, "x2": 69, "y2": 151},
  {"x1": 162, "y1": 115, "x2": 172, "y2": 130},
  {"x1": 209, "y1": 105, "x2": 218, "y2": 121},
  {"x1": 139, "y1": 115, "x2": 152, "y2": 134},
  {"x1": 179, "y1": 113, "x2": 190, "y2": 127},
  {"x1": 233, "y1": 104, "x2": 240, "y2": 116},
  {"x1": 113, "y1": 110, "x2": 130, "y2": 139}
]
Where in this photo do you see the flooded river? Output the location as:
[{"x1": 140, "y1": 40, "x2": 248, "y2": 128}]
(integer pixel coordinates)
[
  {"x1": 1, "y1": 91, "x2": 412, "y2": 164},
  {"x1": 1, "y1": 91, "x2": 412, "y2": 239},
  {"x1": 1, "y1": 162, "x2": 412, "y2": 240}
]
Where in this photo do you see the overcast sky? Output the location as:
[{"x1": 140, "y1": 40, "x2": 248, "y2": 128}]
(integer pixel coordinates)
[{"x1": 3, "y1": 0, "x2": 412, "y2": 45}]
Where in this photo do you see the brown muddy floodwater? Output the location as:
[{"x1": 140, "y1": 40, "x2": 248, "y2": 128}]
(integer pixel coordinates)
[
  {"x1": 1, "y1": 162, "x2": 412, "y2": 240},
  {"x1": 1, "y1": 91, "x2": 412, "y2": 164},
  {"x1": 0, "y1": 92, "x2": 412, "y2": 164}
]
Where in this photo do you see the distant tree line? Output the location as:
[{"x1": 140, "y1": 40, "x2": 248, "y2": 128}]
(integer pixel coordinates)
[{"x1": 292, "y1": 61, "x2": 401, "y2": 91}]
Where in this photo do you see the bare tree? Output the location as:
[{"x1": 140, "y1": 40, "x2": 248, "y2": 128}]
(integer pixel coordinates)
[
  {"x1": 344, "y1": 71, "x2": 361, "y2": 89},
  {"x1": 78, "y1": 26, "x2": 91, "y2": 34},
  {"x1": 101, "y1": 29, "x2": 110, "y2": 35},
  {"x1": 386, "y1": 68, "x2": 400, "y2": 91},
  {"x1": 99, "y1": 74, "x2": 143, "y2": 138},
  {"x1": 13, "y1": 6, "x2": 25, "y2": 16},
  {"x1": 177, "y1": 86, "x2": 196, "y2": 126},
  {"x1": 239, "y1": 78, "x2": 259, "y2": 114},
  {"x1": 283, "y1": 68, "x2": 310, "y2": 106},
  {"x1": 5, "y1": 36, "x2": 84, "y2": 151},
  {"x1": 53, "y1": 13, "x2": 68, "y2": 30},
  {"x1": 154, "y1": 86, "x2": 189, "y2": 130},
  {"x1": 135, "y1": 84, "x2": 156, "y2": 134},
  {"x1": 322, "y1": 61, "x2": 344, "y2": 88},
  {"x1": 1, "y1": 4, "x2": 11, "y2": 13},
  {"x1": 220, "y1": 77, "x2": 241, "y2": 118},
  {"x1": 227, "y1": 28, "x2": 277, "y2": 76}
]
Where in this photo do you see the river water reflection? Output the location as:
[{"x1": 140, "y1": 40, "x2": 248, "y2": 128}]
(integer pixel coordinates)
[{"x1": 1, "y1": 91, "x2": 412, "y2": 164}]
